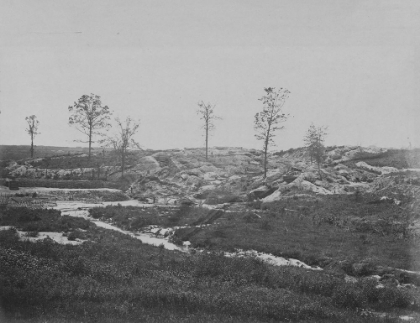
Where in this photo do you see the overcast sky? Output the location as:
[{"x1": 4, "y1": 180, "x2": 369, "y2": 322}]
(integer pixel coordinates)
[{"x1": 0, "y1": 0, "x2": 419, "y2": 151}]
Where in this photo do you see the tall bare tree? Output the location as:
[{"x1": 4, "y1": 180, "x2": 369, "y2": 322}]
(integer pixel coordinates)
[
  {"x1": 103, "y1": 117, "x2": 140, "y2": 177},
  {"x1": 254, "y1": 87, "x2": 290, "y2": 178},
  {"x1": 68, "y1": 94, "x2": 112, "y2": 159},
  {"x1": 303, "y1": 123, "x2": 328, "y2": 179},
  {"x1": 25, "y1": 115, "x2": 40, "y2": 158},
  {"x1": 197, "y1": 101, "x2": 221, "y2": 160}
]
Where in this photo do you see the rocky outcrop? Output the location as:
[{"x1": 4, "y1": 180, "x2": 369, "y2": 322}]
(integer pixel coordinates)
[{"x1": 4, "y1": 145, "x2": 408, "y2": 205}]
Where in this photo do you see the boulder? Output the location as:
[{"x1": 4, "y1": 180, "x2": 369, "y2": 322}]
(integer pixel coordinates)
[
  {"x1": 228, "y1": 175, "x2": 242, "y2": 182},
  {"x1": 11, "y1": 166, "x2": 27, "y2": 176},
  {"x1": 296, "y1": 180, "x2": 332, "y2": 195},
  {"x1": 200, "y1": 184, "x2": 217, "y2": 191},
  {"x1": 133, "y1": 156, "x2": 161, "y2": 173},
  {"x1": 203, "y1": 172, "x2": 218, "y2": 180},
  {"x1": 185, "y1": 168, "x2": 202, "y2": 176},
  {"x1": 186, "y1": 176, "x2": 202, "y2": 186},
  {"x1": 248, "y1": 185, "x2": 277, "y2": 200},
  {"x1": 261, "y1": 190, "x2": 282, "y2": 202},
  {"x1": 356, "y1": 161, "x2": 399, "y2": 175},
  {"x1": 266, "y1": 171, "x2": 283, "y2": 183},
  {"x1": 200, "y1": 165, "x2": 218, "y2": 173}
]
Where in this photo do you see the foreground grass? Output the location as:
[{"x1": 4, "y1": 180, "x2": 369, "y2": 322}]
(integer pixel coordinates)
[
  {"x1": 0, "y1": 208, "x2": 92, "y2": 237},
  {"x1": 0, "y1": 208, "x2": 416, "y2": 322}
]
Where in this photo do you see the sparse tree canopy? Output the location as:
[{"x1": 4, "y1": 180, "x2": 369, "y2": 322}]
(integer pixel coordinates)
[
  {"x1": 254, "y1": 87, "x2": 290, "y2": 178},
  {"x1": 25, "y1": 115, "x2": 40, "y2": 158},
  {"x1": 304, "y1": 123, "x2": 328, "y2": 179},
  {"x1": 102, "y1": 116, "x2": 140, "y2": 177},
  {"x1": 197, "y1": 101, "x2": 221, "y2": 160},
  {"x1": 68, "y1": 94, "x2": 112, "y2": 159}
]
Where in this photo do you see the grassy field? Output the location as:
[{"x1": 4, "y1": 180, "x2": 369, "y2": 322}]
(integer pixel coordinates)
[
  {"x1": 89, "y1": 204, "x2": 218, "y2": 230},
  {"x1": 1, "y1": 207, "x2": 418, "y2": 322},
  {"x1": 172, "y1": 193, "x2": 420, "y2": 274},
  {"x1": 87, "y1": 193, "x2": 420, "y2": 272}
]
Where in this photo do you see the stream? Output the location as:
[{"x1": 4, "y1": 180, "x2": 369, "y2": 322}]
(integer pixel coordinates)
[
  {"x1": 54, "y1": 200, "x2": 187, "y2": 252},
  {"x1": 52, "y1": 199, "x2": 319, "y2": 269}
]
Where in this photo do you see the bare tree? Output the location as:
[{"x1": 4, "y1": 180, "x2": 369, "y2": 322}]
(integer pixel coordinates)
[
  {"x1": 303, "y1": 123, "x2": 328, "y2": 179},
  {"x1": 25, "y1": 115, "x2": 40, "y2": 158},
  {"x1": 254, "y1": 87, "x2": 290, "y2": 178},
  {"x1": 103, "y1": 117, "x2": 140, "y2": 177},
  {"x1": 68, "y1": 94, "x2": 112, "y2": 160},
  {"x1": 197, "y1": 101, "x2": 221, "y2": 160}
]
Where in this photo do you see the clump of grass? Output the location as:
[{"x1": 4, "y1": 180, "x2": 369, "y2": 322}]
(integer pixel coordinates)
[
  {"x1": 183, "y1": 194, "x2": 418, "y2": 270},
  {"x1": 204, "y1": 188, "x2": 242, "y2": 205},
  {"x1": 89, "y1": 205, "x2": 211, "y2": 231},
  {"x1": 0, "y1": 208, "x2": 92, "y2": 232},
  {"x1": 0, "y1": 226, "x2": 412, "y2": 323}
]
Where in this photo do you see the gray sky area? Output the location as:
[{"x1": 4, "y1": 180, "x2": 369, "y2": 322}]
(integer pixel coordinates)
[{"x1": 0, "y1": 0, "x2": 419, "y2": 151}]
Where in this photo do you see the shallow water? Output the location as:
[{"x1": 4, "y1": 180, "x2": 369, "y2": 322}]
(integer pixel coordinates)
[
  {"x1": 51, "y1": 199, "x2": 320, "y2": 269},
  {"x1": 92, "y1": 220, "x2": 186, "y2": 251},
  {"x1": 52, "y1": 200, "x2": 186, "y2": 251}
]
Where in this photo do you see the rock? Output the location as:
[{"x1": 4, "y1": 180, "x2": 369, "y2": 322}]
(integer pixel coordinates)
[
  {"x1": 300, "y1": 171, "x2": 318, "y2": 183},
  {"x1": 356, "y1": 161, "x2": 399, "y2": 175},
  {"x1": 283, "y1": 175, "x2": 298, "y2": 183},
  {"x1": 133, "y1": 156, "x2": 161, "y2": 173},
  {"x1": 200, "y1": 165, "x2": 218, "y2": 173},
  {"x1": 297, "y1": 180, "x2": 332, "y2": 195},
  {"x1": 262, "y1": 190, "x2": 282, "y2": 202},
  {"x1": 200, "y1": 184, "x2": 217, "y2": 191},
  {"x1": 185, "y1": 169, "x2": 202, "y2": 176},
  {"x1": 203, "y1": 172, "x2": 218, "y2": 180},
  {"x1": 266, "y1": 171, "x2": 283, "y2": 183},
  {"x1": 228, "y1": 175, "x2": 242, "y2": 182},
  {"x1": 248, "y1": 185, "x2": 277, "y2": 200},
  {"x1": 11, "y1": 166, "x2": 27, "y2": 176}
]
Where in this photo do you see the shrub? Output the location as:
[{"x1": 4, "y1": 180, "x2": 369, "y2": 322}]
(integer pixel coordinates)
[
  {"x1": 332, "y1": 284, "x2": 368, "y2": 309},
  {"x1": 25, "y1": 231, "x2": 39, "y2": 237},
  {"x1": 259, "y1": 219, "x2": 272, "y2": 230},
  {"x1": 204, "y1": 188, "x2": 241, "y2": 205},
  {"x1": 377, "y1": 287, "x2": 411, "y2": 308}
]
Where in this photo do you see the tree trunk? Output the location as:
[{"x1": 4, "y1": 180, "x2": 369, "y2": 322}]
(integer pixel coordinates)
[
  {"x1": 30, "y1": 134, "x2": 34, "y2": 158},
  {"x1": 317, "y1": 161, "x2": 322, "y2": 180},
  {"x1": 121, "y1": 149, "x2": 125, "y2": 178},
  {"x1": 263, "y1": 139, "x2": 268, "y2": 178},
  {"x1": 263, "y1": 125, "x2": 271, "y2": 179},
  {"x1": 205, "y1": 123, "x2": 208, "y2": 160},
  {"x1": 88, "y1": 125, "x2": 92, "y2": 160}
]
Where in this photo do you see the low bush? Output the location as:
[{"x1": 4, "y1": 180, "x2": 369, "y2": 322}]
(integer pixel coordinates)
[
  {"x1": 0, "y1": 208, "x2": 92, "y2": 232},
  {"x1": 204, "y1": 188, "x2": 242, "y2": 205},
  {"x1": 0, "y1": 226, "x2": 411, "y2": 323}
]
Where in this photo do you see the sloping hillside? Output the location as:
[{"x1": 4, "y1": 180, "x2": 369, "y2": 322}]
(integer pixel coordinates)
[{"x1": 2, "y1": 145, "x2": 419, "y2": 205}]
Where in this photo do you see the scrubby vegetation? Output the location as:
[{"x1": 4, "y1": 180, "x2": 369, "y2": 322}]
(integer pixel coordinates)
[
  {"x1": 0, "y1": 210, "x2": 416, "y2": 322},
  {"x1": 89, "y1": 204, "x2": 210, "y2": 230},
  {"x1": 203, "y1": 187, "x2": 243, "y2": 205},
  {"x1": 175, "y1": 193, "x2": 420, "y2": 273},
  {"x1": 49, "y1": 189, "x2": 129, "y2": 202},
  {"x1": 0, "y1": 208, "x2": 92, "y2": 233}
]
